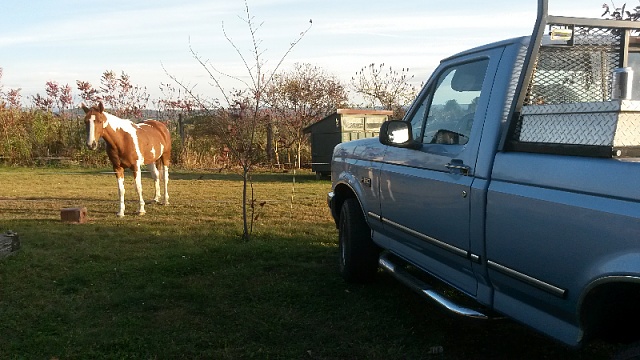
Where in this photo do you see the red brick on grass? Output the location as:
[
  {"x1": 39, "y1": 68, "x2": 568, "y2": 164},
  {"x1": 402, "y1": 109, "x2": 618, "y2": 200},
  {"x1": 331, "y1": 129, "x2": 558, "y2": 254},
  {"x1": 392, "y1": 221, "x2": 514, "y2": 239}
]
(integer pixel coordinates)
[{"x1": 60, "y1": 207, "x2": 88, "y2": 223}]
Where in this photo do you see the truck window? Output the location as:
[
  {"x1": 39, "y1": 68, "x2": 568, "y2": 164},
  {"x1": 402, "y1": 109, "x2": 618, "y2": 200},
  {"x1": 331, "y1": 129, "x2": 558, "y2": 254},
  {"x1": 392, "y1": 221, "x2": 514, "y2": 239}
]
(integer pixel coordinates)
[
  {"x1": 629, "y1": 51, "x2": 640, "y2": 99},
  {"x1": 409, "y1": 59, "x2": 489, "y2": 145}
]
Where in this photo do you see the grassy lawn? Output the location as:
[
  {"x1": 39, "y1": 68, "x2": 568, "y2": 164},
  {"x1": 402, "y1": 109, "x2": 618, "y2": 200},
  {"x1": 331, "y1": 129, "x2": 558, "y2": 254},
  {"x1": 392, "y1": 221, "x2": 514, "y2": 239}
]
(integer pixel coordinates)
[{"x1": 0, "y1": 167, "x2": 617, "y2": 359}]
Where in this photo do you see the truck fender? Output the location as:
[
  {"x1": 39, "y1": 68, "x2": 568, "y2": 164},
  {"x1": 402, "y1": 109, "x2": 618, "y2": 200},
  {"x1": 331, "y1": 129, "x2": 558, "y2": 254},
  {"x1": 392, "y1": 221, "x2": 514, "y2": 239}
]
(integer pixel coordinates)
[{"x1": 330, "y1": 171, "x2": 370, "y2": 228}]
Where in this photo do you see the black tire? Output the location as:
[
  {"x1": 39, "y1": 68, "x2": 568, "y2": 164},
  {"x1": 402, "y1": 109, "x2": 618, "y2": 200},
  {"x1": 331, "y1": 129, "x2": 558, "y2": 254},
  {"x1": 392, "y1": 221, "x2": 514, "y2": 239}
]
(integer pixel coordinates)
[
  {"x1": 613, "y1": 342, "x2": 640, "y2": 360},
  {"x1": 338, "y1": 198, "x2": 380, "y2": 283}
]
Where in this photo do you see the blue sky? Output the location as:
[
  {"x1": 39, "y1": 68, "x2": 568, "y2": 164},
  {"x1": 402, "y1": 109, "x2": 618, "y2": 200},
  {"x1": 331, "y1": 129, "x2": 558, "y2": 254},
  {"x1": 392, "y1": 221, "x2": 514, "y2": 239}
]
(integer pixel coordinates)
[{"x1": 0, "y1": 0, "x2": 610, "y2": 106}]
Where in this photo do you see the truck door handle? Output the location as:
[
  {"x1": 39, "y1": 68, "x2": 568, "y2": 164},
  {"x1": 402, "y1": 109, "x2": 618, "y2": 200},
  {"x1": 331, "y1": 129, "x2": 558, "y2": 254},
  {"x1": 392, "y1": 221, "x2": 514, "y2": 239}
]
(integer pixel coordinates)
[{"x1": 445, "y1": 160, "x2": 470, "y2": 175}]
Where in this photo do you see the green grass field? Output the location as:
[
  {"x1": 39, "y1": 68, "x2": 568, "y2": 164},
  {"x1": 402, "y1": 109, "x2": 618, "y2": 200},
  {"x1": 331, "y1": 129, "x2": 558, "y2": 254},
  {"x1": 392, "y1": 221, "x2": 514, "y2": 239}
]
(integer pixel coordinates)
[{"x1": 0, "y1": 167, "x2": 617, "y2": 359}]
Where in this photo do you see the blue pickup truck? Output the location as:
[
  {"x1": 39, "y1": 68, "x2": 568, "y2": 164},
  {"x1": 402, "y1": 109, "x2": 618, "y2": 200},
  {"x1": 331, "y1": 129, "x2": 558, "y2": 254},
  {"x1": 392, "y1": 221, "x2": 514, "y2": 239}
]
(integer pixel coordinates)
[{"x1": 328, "y1": 0, "x2": 640, "y2": 354}]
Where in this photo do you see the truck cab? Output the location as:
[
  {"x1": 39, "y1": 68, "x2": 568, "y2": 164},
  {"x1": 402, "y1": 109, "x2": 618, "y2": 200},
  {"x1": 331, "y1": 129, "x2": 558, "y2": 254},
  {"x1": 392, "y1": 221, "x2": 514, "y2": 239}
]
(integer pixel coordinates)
[{"x1": 328, "y1": 0, "x2": 640, "y2": 352}]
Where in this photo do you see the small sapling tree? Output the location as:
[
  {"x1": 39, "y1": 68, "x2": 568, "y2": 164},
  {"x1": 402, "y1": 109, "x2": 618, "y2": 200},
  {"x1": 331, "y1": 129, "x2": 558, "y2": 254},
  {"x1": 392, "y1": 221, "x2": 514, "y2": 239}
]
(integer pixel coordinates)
[{"x1": 166, "y1": 0, "x2": 312, "y2": 241}]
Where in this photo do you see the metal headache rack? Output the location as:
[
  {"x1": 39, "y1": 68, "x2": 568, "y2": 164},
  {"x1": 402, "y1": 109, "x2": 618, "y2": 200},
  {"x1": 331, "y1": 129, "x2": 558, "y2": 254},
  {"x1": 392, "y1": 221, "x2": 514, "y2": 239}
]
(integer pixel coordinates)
[
  {"x1": 525, "y1": 25, "x2": 621, "y2": 105},
  {"x1": 505, "y1": 0, "x2": 640, "y2": 157}
]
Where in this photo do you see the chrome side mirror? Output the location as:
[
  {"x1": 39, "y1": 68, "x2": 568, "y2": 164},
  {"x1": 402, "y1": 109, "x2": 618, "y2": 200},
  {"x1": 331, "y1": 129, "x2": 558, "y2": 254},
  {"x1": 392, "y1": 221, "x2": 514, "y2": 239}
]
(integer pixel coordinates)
[{"x1": 379, "y1": 120, "x2": 422, "y2": 149}]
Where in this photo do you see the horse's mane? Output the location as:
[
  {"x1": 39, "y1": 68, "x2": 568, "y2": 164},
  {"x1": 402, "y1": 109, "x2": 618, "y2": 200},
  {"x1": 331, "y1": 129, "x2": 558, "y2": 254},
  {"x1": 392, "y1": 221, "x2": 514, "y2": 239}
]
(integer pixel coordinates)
[{"x1": 103, "y1": 112, "x2": 138, "y2": 131}]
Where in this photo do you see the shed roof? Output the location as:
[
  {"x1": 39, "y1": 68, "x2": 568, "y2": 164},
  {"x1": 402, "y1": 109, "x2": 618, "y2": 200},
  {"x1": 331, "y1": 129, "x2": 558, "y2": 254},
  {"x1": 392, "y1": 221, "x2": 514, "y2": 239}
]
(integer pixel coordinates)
[{"x1": 336, "y1": 108, "x2": 393, "y2": 115}]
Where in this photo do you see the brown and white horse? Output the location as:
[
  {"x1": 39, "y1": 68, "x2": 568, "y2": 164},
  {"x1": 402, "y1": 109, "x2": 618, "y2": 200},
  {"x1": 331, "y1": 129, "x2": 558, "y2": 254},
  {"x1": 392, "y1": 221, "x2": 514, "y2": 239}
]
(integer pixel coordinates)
[{"x1": 82, "y1": 102, "x2": 171, "y2": 217}]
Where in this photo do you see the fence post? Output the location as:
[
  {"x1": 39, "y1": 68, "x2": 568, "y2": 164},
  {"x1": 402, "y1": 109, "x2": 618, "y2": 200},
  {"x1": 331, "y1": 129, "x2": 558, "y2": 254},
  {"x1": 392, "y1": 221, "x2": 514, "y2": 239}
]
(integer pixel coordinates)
[{"x1": 178, "y1": 113, "x2": 185, "y2": 144}]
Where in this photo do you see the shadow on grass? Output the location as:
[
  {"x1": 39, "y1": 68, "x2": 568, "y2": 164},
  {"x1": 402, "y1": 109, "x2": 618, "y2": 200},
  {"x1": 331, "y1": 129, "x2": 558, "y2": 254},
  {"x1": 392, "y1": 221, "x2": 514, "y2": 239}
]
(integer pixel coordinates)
[
  {"x1": 0, "y1": 196, "x2": 108, "y2": 202},
  {"x1": 169, "y1": 171, "x2": 326, "y2": 184},
  {"x1": 0, "y1": 218, "x2": 618, "y2": 359},
  {"x1": 31, "y1": 166, "x2": 329, "y2": 184}
]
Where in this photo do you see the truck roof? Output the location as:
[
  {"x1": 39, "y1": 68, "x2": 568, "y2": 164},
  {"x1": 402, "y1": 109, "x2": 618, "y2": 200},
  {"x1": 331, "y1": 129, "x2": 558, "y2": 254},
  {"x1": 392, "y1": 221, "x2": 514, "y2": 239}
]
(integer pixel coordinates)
[{"x1": 441, "y1": 36, "x2": 530, "y2": 64}]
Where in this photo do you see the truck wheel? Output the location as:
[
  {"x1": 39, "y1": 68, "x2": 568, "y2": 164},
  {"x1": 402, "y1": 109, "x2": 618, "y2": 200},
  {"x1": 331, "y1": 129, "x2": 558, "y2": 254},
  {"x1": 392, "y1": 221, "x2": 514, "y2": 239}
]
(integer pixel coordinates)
[
  {"x1": 613, "y1": 341, "x2": 640, "y2": 360},
  {"x1": 339, "y1": 198, "x2": 379, "y2": 283}
]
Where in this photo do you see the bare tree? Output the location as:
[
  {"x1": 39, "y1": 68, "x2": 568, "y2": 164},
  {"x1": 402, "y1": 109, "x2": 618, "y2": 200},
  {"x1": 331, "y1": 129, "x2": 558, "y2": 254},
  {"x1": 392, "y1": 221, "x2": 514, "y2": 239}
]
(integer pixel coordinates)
[
  {"x1": 155, "y1": 82, "x2": 199, "y2": 118},
  {"x1": 351, "y1": 63, "x2": 419, "y2": 119},
  {"x1": 265, "y1": 63, "x2": 347, "y2": 168},
  {"x1": 165, "y1": 0, "x2": 311, "y2": 241},
  {"x1": 602, "y1": 2, "x2": 640, "y2": 20}
]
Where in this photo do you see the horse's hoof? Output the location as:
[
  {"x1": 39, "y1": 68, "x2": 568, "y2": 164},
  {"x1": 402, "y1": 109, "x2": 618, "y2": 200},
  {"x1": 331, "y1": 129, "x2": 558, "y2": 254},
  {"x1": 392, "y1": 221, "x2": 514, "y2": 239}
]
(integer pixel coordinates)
[
  {"x1": 116, "y1": 213, "x2": 125, "y2": 218},
  {"x1": 138, "y1": 211, "x2": 146, "y2": 216}
]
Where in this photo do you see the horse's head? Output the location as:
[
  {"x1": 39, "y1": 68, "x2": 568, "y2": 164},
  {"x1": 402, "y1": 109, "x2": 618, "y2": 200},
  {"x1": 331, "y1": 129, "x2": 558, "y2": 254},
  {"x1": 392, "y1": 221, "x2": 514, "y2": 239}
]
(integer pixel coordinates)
[{"x1": 81, "y1": 102, "x2": 107, "y2": 150}]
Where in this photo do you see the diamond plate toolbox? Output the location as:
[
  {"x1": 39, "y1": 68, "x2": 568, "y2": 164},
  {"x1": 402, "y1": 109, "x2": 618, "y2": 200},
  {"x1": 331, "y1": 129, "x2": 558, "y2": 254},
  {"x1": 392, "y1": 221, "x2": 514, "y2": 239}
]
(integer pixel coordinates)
[{"x1": 519, "y1": 100, "x2": 640, "y2": 148}]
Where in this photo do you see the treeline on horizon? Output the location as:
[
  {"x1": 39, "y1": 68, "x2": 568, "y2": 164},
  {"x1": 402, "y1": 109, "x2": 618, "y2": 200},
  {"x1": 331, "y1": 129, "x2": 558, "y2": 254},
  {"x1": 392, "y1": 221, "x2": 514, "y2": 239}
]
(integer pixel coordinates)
[{"x1": 0, "y1": 63, "x2": 419, "y2": 170}]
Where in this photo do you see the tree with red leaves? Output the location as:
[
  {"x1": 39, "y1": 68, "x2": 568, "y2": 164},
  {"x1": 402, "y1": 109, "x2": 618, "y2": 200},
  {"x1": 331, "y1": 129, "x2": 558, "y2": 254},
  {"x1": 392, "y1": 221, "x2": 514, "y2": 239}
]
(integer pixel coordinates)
[
  {"x1": 0, "y1": 67, "x2": 22, "y2": 109},
  {"x1": 76, "y1": 70, "x2": 150, "y2": 119},
  {"x1": 31, "y1": 81, "x2": 74, "y2": 115}
]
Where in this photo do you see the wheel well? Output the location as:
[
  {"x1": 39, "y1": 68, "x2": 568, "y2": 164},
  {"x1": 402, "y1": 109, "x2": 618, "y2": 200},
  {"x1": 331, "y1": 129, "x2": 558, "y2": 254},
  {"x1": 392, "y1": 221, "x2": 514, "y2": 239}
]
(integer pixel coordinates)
[
  {"x1": 581, "y1": 280, "x2": 640, "y2": 343},
  {"x1": 331, "y1": 183, "x2": 357, "y2": 227}
]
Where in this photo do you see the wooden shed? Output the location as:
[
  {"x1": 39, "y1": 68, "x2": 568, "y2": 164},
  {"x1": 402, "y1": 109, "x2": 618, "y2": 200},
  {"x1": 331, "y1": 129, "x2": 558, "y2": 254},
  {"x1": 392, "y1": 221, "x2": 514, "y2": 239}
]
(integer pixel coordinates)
[{"x1": 303, "y1": 109, "x2": 393, "y2": 178}]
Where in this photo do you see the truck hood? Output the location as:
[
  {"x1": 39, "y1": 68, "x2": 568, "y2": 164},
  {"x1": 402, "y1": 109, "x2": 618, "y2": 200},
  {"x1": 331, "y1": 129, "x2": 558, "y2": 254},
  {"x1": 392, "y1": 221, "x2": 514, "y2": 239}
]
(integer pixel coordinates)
[{"x1": 332, "y1": 137, "x2": 386, "y2": 163}]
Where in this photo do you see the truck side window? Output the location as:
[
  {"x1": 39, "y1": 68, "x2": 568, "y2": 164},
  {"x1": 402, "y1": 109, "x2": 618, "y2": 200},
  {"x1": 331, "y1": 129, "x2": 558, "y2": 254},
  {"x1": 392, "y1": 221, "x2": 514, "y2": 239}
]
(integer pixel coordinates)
[
  {"x1": 408, "y1": 94, "x2": 428, "y2": 141},
  {"x1": 629, "y1": 51, "x2": 640, "y2": 99},
  {"x1": 422, "y1": 60, "x2": 489, "y2": 145}
]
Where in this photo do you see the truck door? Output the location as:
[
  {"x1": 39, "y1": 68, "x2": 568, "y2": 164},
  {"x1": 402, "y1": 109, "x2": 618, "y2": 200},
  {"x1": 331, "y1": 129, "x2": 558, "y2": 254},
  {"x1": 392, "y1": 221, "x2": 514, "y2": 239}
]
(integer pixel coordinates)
[{"x1": 377, "y1": 49, "x2": 501, "y2": 296}]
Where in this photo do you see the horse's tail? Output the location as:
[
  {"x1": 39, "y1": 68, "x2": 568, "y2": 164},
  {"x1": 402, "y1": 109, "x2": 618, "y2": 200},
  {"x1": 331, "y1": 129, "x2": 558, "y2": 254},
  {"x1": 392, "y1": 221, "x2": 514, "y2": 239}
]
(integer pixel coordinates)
[
  {"x1": 146, "y1": 119, "x2": 172, "y2": 167},
  {"x1": 157, "y1": 122, "x2": 172, "y2": 166}
]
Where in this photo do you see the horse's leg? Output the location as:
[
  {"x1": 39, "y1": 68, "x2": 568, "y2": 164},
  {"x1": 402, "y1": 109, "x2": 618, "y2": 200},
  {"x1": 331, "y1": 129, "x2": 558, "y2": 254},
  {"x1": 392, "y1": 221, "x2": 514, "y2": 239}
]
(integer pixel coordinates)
[
  {"x1": 133, "y1": 165, "x2": 146, "y2": 216},
  {"x1": 161, "y1": 160, "x2": 169, "y2": 205},
  {"x1": 149, "y1": 162, "x2": 160, "y2": 203},
  {"x1": 115, "y1": 167, "x2": 126, "y2": 217}
]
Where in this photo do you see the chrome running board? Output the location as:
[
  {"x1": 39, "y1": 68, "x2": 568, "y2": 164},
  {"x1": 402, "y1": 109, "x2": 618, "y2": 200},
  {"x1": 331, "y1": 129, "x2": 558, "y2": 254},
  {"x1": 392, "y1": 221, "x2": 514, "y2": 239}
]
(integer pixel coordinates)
[{"x1": 378, "y1": 252, "x2": 490, "y2": 320}]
